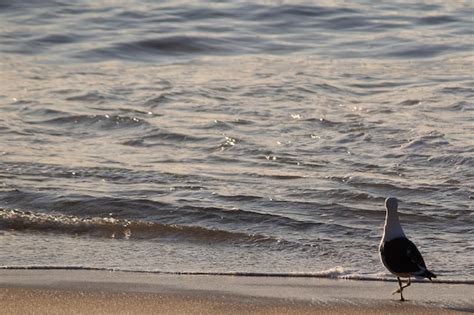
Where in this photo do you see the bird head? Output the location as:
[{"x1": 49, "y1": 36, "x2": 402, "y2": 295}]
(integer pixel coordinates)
[{"x1": 385, "y1": 197, "x2": 398, "y2": 213}]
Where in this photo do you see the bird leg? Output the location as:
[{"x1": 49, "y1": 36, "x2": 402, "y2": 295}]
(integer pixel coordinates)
[{"x1": 392, "y1": 277, "x2": 411, "y2": 301}]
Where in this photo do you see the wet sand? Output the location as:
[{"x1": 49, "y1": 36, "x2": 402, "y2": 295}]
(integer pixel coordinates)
[{"x1": 0, "y1": 269, "x2": 472, "y2": 314}]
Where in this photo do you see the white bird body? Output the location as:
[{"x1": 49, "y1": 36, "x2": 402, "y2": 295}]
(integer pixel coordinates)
[{"x1": 380, "y1": 201, "x2": 406, "y2": 242}]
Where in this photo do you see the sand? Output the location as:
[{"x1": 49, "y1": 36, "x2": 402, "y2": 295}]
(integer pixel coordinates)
[{"x1": 0, "y1": 269, "x2": 472, "y2": 314}]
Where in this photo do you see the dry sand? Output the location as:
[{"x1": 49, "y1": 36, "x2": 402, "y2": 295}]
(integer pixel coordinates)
[{"x1": 0, "y1": 269, "x2": 472, "y2": 314}]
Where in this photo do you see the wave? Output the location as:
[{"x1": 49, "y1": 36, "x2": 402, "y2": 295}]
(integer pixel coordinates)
[
  {"x1": 400, "y1": 130, "x2": 450, "y2": 150},
  {"x1": 428, "y1": 154, "x2": 473, "y2": 167},
  {"x1": 38, "y1": 114, "x2": 151, "y2": 130},
  {"x1": 122, "y1": 129, "x2": 212, "y2": 147},
  {"x1": 77, "y1": 36, "x2": 233, "y2": 61},
  {"x1": 0, "y1": 208, "x2": 280, "y2": 245},
  {"x1": 0, "y1": 189, "x2": 322, "y2": 232},
  {"x1": 1, "y1": 265, "x2": 472, "y2": 284}
]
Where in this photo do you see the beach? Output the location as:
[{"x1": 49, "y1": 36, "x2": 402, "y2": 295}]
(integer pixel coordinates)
[{"x1": 1, "y1": 269, "x2": 472, "y2": 314}]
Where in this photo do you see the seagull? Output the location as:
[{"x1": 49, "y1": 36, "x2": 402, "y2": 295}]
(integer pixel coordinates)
[{"x1": 379, "y1": 197, "x2": 436, "y2": 301}]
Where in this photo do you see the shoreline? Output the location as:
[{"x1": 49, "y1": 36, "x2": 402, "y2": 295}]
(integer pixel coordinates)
[
  {"x1": 1, "y1": 269, "x2": 472, "y2": 314},
  {"x1": 2, "y1": 266, "x2": 472, "y2": 284}
]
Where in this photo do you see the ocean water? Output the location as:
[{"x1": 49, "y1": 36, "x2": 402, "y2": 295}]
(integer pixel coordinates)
[{"x1": 0, "y1": 0, "x2": 473, "y2": 282}]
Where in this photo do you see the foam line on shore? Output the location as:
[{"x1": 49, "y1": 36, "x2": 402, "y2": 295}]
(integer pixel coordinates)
[{"x1": 1, "y1": 265, "x2": 472, "y2": 284}]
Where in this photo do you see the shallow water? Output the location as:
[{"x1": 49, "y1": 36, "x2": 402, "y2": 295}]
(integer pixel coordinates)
[{"x1": 0, "y1": 0, "x2": 473, "y2": 282}]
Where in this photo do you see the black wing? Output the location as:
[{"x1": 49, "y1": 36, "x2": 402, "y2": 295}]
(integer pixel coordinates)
[
  {"x1": 381, "y1": 237, "x2": 427, "y2": 274},
  {"x1": 406, "y1": 241, "x2": 427, "y2": 269}
]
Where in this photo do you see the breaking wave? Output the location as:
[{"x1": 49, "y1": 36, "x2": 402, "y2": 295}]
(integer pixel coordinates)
[{"x1": 0, "y1": 208, "x2": 279, "y2": 245}]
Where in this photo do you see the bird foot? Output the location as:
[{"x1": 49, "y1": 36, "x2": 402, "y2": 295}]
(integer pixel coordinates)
[{"x1": 392, "y1": 290, "x2": 405, "y2": 301}]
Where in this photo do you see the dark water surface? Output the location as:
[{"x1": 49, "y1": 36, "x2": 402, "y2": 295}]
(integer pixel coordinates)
[{"x1": 0, "y1": 0, "x2": 473, "y2": 281}]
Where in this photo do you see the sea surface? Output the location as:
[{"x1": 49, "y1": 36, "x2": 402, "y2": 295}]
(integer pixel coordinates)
[{"x1": 0, "y1": 0, "x2": 473, "y2": 283}]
